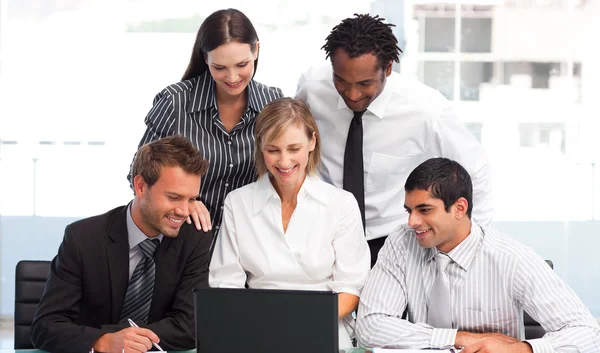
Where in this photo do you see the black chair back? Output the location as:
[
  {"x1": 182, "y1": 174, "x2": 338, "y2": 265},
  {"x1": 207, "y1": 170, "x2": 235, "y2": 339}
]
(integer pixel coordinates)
[
  {"x1": 14, "y1": 260, "x2": 50, "y2": 349},
  {"x1": 524, "y1": 260, "x2": 554, "y2": 339}
]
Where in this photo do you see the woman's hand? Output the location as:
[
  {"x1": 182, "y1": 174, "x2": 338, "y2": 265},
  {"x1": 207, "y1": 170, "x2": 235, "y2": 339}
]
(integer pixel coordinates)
[{"x1": 187, "y1": 200, "x2": 212, "y2": 232}]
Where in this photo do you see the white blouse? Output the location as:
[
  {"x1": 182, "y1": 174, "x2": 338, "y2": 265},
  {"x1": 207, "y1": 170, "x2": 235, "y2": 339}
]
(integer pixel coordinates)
[{"x1": 209, "y1": 174, "x2": 371, "y2": 346}]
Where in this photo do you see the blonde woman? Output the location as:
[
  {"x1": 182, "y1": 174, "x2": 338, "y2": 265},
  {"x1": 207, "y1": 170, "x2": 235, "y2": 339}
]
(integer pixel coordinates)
[{"x1": 209, "y1": 98, "x2": 370, "y2": 347}]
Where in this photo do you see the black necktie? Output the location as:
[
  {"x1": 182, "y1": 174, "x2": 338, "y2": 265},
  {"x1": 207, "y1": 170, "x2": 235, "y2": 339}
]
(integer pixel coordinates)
[
  {"x1": 120, "y1": 238, "x2": 159, "y2": 323},
  {"x1": 343, "y1": 110, "x2": 366, "y2": 230}
]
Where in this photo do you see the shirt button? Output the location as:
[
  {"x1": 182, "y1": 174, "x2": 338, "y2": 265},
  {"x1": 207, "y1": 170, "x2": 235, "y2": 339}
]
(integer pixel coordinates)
[
  {"x1": 229, "y1": 164, "x2": 233, "y2": 168},
  {"x1": 215, "y1": 225, "x2": 220, "y2": 230},
  {"x1": 225, "y1": 183, "x2": 229, "y2": 187},
  {"x1": 221, "y1": 206, "x2": 224, "y2": 210},
  {"x1": 227, "y1": 140, "x2": 232, "y2": 145}
]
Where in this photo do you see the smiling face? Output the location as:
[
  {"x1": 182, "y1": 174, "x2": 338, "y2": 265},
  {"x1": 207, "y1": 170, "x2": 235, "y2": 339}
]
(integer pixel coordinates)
[
  {"x1": 404, "y1": 189, "x2": 469, "y2": 253},
  {"x1": 206, "y1": 41, "x2": 258, "y2": 99},
  {"x1": 132, "y1": 165, "x2": 201, "y2": 238},
  {"x1": 262, "y1": 121, "x2": 316, "y2": 192},
  {"x1": 331, "y1": 48, "x2": 391, "y2": 112}
]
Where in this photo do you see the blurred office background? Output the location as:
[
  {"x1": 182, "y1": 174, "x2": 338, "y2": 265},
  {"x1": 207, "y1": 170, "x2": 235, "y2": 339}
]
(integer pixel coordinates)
[{"x1": 1, "y1": 0, "x2": 599, "y2": 336}]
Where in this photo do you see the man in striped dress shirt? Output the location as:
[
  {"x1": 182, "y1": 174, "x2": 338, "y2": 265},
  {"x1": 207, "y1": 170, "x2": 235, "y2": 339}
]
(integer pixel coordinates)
[{"x1": 356, "y1": 158, "x2": 600, "y2": 352}]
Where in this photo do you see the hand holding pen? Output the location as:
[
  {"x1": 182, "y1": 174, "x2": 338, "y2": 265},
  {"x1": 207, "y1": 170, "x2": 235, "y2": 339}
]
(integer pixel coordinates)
[
  {"x1": 92, "y1": 321, "x2": 161, "y2": 353},
  {"x1": 128, "y1": 318, "x2": 165, "y2": 352}
]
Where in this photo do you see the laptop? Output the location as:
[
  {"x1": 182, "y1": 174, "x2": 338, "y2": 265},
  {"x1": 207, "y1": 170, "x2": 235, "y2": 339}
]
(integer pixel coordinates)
[{"x1": 194, "y1": 287, "x2": 339, "y2": 353}]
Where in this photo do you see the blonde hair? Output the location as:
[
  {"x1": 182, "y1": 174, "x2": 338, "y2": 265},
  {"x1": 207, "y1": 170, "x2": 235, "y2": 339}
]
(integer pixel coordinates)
[{"x1": 254, "y1": 98, "x2": 321, "y2": 177}]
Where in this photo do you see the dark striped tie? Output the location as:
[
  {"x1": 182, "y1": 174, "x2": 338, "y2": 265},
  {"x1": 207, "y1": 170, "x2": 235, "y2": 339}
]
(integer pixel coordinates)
[{"x1": 120, "y1": 238, "x2": 159, "y2": 323}]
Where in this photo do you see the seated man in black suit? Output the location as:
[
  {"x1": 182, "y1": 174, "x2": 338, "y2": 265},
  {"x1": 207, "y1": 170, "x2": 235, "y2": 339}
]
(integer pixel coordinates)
[{"x1": 31, "y1": 135, "x2": 213, "y2": 353}]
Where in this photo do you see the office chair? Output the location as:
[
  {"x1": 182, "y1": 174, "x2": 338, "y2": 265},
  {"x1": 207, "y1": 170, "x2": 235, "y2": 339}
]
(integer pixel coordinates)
[
  {"x1": 14, "y1": 260, "x2": 51, "y2": 349},
  {"x1": 523, "y1": 260, "x2": 554, "y2": 339}
]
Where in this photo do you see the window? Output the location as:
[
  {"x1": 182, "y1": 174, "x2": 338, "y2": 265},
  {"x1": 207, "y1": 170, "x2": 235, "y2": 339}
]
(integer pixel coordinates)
[
  {"x1": 460, "y1": 62, "x2": 493, "y2": 100},
  {"x1": 423, "y1": 18, "x2": 455, "y2": 52},
  {"x1": 421, "y1": 61, "x2": 455, "y2": 100},
  {"x1": 519, "y1": 123, "x2": 566, "y2": 153},
  {"x1": 465, "y1": 122, "x2": 483, "y2": 143},
  {"x1": 461, "y1": 18, "x2": 492, "y2": 53},
  {"x1": 504, "y1": 62, "x2": 561, "y2": 88}
]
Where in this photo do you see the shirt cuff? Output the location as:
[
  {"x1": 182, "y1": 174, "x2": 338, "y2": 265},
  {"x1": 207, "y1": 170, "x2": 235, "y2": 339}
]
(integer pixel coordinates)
[
  {"x1": 525, "y1": 338, "x2": 553, "y2": 353},
  {"x1": 430, "y1": 328, "x2": 457, "y2": 348}
]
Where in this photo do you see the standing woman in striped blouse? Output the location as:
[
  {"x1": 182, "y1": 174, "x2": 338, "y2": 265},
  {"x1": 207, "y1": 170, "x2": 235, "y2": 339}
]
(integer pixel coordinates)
[{"x1": 130, "y1": 8, "x2": 283, "y2": 234}]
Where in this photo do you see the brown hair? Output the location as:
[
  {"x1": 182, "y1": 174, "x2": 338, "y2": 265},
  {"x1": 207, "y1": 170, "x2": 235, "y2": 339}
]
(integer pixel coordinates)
[
  {"x1": 182, "y1": 8, "x2": 259, "y2": 81},
  {"x1": 255, "y1": 98, "x2": 321, "y2": 177},
  {"x1": 131, "y1": 135, "x2": 209, "y2": 190}
]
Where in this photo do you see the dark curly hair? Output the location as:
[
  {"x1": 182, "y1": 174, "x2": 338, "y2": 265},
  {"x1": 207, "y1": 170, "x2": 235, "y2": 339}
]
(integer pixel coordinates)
[{"x1": 322, "y1": 13, "x2": 402, "y2": 69}]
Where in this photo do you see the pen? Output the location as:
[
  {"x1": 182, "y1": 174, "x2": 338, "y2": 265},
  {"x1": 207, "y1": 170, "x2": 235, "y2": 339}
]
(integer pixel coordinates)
[{"x1": 127, "y1": 318, "x2": 165, "y2": 352}]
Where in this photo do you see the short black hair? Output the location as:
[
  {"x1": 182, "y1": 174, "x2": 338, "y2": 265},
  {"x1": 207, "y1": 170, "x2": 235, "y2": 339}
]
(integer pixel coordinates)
[
  {"x1": 405, "y1": 158, "x2": 473, "y2": 218},
  {"x1": 322, "y1": 13, "x2": 402, "y2": 69}
]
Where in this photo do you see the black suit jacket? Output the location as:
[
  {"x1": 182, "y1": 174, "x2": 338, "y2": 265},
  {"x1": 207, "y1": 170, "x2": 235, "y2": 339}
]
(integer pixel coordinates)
[{"x1": 30, "y1": 205, "x2": 213, "y2": 353}]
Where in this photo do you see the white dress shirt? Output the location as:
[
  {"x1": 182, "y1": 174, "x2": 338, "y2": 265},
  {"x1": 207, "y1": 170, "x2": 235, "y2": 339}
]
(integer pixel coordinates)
[
  {"x1": 356, "y1": 222, "x2": 600, "y2": 352},
  {"x1": 210, "y1": 174, "x2": 371, "y2": 347},
  {"x1": 296, "y1": 64, "x2": 493, "y2": 240}
]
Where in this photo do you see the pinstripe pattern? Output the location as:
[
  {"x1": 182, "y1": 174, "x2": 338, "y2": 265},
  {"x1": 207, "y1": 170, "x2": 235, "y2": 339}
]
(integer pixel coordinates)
[
  {"x1": 356, "y1": 223, "x2": 600, "y2": 352},
  {"x1": 133, "y1": 72, "x2": 283, "y2": 230},
  {"x1": 120, "y1": 238, "x2": 159, "y2": 323}
]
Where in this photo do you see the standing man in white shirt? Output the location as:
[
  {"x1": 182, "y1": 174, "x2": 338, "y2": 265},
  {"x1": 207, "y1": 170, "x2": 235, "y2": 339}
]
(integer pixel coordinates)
[{"x1": 295, "y1": 14, "x2": 493, "y2": 266}]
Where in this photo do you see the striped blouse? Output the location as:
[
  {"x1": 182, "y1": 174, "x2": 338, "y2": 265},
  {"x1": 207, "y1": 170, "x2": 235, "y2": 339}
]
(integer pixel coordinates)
[
  {"x1": 356, "y1": 223, "x2": 600, "y2": 352},
  {"x1": 132, "y1": 72, "x2": 283, "y2": 231}
]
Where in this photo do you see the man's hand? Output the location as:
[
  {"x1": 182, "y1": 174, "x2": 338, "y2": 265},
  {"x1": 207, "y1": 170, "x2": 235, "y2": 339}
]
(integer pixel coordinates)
[
  {"x1": 93, "y1": 327, "x2": 159, "y2": 353},
  {"x1": 187, "y1": 200, "x2": 212, "y2": 232},
  {"x1": 456, "y1": 331, "x2": 532, "y2": 353}
]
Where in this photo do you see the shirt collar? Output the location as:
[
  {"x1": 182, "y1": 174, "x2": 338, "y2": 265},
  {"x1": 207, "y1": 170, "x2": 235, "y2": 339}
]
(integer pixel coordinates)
[
  {"x1": 188, "y1": 71, "x2": 264, "y2": 114},
  {"x1": 245, "y1": 79, "x2": 267, "y2": 113},
  {"x1": 188, "y1": 71, "x2": 217, "y2": 113},
  {"x1": 424, "y1": 222, "x2": 483, "y2": 272},
  {"x1": 252, "y1": 173, "x2": 329, "y2": 215},
  {"x1": 126, "y1": 203, "x2": 163, "y2": 250},
  {"x1": 335, "y1": 74, "x2": 394, "y2": 120},
  {"x1": 301, "y1": 174, "x2": 329, "y2": 204}
]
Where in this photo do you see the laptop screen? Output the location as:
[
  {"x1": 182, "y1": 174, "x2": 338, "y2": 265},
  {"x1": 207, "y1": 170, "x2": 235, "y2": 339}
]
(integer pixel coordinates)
[{"x1": 194, "y1": 287, "x2": 339, "y2": 353}]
